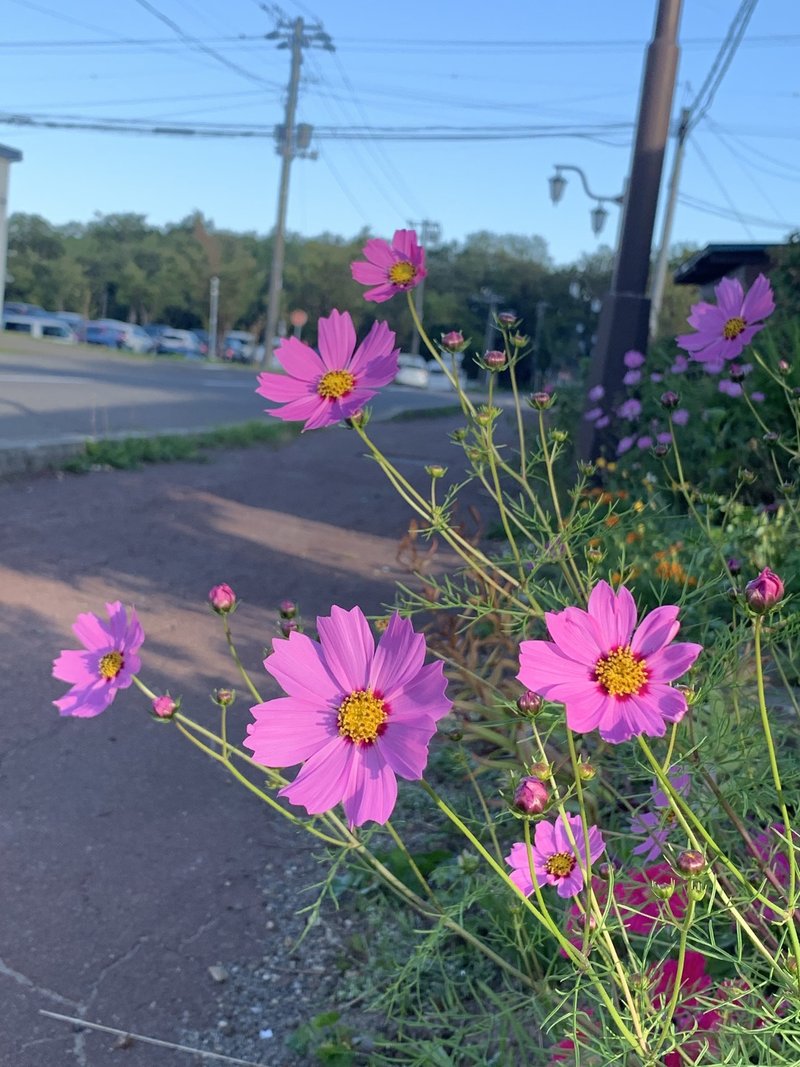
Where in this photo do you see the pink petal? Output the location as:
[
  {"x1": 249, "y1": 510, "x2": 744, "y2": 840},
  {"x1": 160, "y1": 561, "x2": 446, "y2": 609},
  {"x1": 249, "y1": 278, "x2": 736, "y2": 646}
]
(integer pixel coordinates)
[
  {"x1": 686, "y1": 302, "x2": 722, "y2": 330},
  {"x1": 341, "y1": 744, "x2": 398, "y2": 826},
  {"x1": 518, "y1": 641, "x2": 593, "y2": 693},
  {"x1": 556, "y1": 868, "x2": 585, "y2": 898},
  {"x1": 349, "y1": 320, "x2": 398, "y2": 377},
  {"x1": 588, "y1": 581, "x2": 636, "y2": 647},
  {"x1": 376, "y1": 720, "x2": 435, "y2": 780},
  {"x1": 264, "y1": 393, "x2": 332, "y2": 428},
  {"x1": 256, "y1": 372, "x2": 310, "y2": 403},
  {"x1": 560, "y1": 686, "x2": 609, "y2": 733},
  {"x1": 631, "y1": 606, "x2": 680, "y2": 656},
  {"x1": 385, "y1": 661, "x2": 451, "y2": 724},
  {"x1": 280, "y1": 736, "x2": 354, "y2": 815},
  {"x1": 715, "y1": 276, "x2": 744, "y2": 318},
  {"x1": 264, "y1": 631, "x2": 341, "y2": 705},
  {"x1": 54, "y1": 682, "x2": 115, "y2": 718},
  {"x1": 360, "y1": 282, "x2": 396, "y2": 304},
  {"x1": 72, "y1": 611, "x2": 114, "y2": 650},
  {"x1": 648, "y1": 684, "x2": 688, "y2": 724},
  {"x1": 316, "y1": 606, "x2": 375, "y2": 693},
  {"x1": 274, "y1": 337, "x2": 321, "y2": 381},
  {"x1": 317, "y1": 309, "x2": 356, "y2": 371},
  {"x1": 369, "y1": 613, "x2": 426, "y2": 695},
  {"x1": 52, "y1": 648, "x2": 97, "y2": 685},
  {"x1": 741, "y1": 273, "x2": 775, "y2": 324},
  {"x1": 646, "y1": 642, "x2": 702, "y2": 683},
  {"x1": 301, "y1": 397, "x2": 348, "y2": 430},
  {"x1": 545, "y1": 606, "x2": 604, "y2": 664},
  {"x1": 533, "y1": 820, "x2": 556, "y2": 856},
  {"x1": 244, "y1": 696, "x2": 337, "y2": 767},
  {"x1": 360, "y1": 237, "x2": 395, "y2": 269}
]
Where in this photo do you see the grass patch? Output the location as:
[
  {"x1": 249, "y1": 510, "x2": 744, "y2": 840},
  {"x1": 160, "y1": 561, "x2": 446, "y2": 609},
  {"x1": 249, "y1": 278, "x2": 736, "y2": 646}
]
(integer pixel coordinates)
[{"x1": 62, "y1": 420, "x2": 298, "y2": 473}]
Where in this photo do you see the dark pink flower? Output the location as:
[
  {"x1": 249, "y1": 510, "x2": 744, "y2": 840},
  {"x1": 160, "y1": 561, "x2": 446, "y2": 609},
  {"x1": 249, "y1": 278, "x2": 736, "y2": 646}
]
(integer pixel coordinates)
[
  {"x1": 506, "y1": 813, "x2": 605, "y2": 899},
  {"x1": 745, "y1": 567, "x2": 784, "y2": 612},
  {"x1": 624, "y1": 350, "x2": 645, "y2": 369},
  {"x1": 651, "y1": 951, "x2": 721, "y2": 1066},
  {"x1": 672, "y1": 408, "x2": 689, "y2": 426},
  {"x1": 616, "y1": 435, "x2": 635, "y2": 456},
  {"x1": 623, "y1": 369, "x2": 641, "y2": 386},
  {"x1": 677, "y1": 273, "x2": 775, "y2": 365},
  {"x1": 351, "y1": 229, "x2": 426, "y2": 303},
  {"x1": 513, "y1": 776, "x2": 549, "y2": 815},
  {"x1": 245, "y1": 607, "x2": 451, "y2": 827},
  {"x1": 617, "y1": 398, "x2": 642, "y2": 420},
  {"x1": 152, "y1": 694, "x2": 178, "y2": 719},
  {"x1": 565, "y1": 864, "x2": 686, "y2": 945},
  {"x1": 209, "y1": 583, "x2": 236, "y2": 613},
  {"x1": 52, "y1": 602, "x2": 144, "y2": 718},
  {"x1": 257, "y1": 310, "x2": 399, "y2": 431},
  {"x1": 518, "y1": 581, "x2": 702, "y2": 744},
  {"x1": 441, "y1": 330, "x2": 468, "y2": 352}
]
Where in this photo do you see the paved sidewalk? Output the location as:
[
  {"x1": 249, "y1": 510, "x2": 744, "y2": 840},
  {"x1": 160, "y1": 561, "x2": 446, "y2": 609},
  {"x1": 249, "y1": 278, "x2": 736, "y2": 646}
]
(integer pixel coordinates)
[{"x1": 0, "y1": 411, "x2": 468, "y2": 1066}]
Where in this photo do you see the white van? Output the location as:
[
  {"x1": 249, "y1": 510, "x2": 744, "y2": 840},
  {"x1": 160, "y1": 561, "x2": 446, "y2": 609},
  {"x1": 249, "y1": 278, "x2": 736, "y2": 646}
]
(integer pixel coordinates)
[{"x1": 2, "y1": 313, "x2": 77, "y2": 343}]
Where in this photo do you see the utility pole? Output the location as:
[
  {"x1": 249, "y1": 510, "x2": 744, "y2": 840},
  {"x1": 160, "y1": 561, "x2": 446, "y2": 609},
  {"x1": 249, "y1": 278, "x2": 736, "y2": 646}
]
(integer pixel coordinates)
[
  {"x1": 208, "y1": 275, "x2": 220, "y2": 360},
  {"x1": 580, "y1": 0, "x2": 683, "y2": 459},
  {"x1": 0, "y1": 144, "x2": 22, "y2": 318},
  {"x1": 263, "y1": 16, "x2": 332, "y2": 366},
  {"x1": 406, "y1": 219, "x2": 441, "y2": 356},
  {"x1": 648, "y1": 106, "x2": 691, "y2": 340}
]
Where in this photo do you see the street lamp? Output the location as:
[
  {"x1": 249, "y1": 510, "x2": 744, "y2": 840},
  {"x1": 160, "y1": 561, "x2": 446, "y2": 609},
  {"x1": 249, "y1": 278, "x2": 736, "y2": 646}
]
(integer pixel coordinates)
[{"x1": 547, "y1": 164, "x2": 624, "y2": 237}]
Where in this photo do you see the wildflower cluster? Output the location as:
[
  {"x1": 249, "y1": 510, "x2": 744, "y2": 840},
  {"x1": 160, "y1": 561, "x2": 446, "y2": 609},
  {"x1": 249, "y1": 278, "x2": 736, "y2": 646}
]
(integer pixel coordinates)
[{"x1": 52, "y1": 229, "x2": 800, "y2": 1065}]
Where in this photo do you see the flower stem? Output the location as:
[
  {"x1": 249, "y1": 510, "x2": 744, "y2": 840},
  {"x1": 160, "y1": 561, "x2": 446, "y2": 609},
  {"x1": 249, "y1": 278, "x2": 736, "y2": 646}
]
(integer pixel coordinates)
[{"x1": 223, "y1": 616, "x2": 263, "y2": 704}]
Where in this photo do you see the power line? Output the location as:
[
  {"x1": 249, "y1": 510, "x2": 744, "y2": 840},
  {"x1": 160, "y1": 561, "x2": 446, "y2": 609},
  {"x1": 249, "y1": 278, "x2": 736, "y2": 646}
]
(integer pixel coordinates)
[
  {"x1": 678, "y1": 192, "x2": 796, "y2": 231},
  {"x1": 685, "y1": 0, "x2": 758, "y2": 134},
  {"x1": 131, "y1": 0, "x2": 278, "y2": 88},
  {"x1": 690, "y1": 138, "x2": 755, "y2": 238}
]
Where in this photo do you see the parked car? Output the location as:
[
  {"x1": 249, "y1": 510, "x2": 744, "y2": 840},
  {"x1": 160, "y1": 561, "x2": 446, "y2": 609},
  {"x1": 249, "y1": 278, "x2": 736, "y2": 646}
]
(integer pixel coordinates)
[
  {"x1": 3, "y1": 301, "x2": 47, "y2": 317},
  {"x1": 394, "y1": 353, "x2": 430, "y2": 389},
  {"x1": 83, "y1": 320, "x2": 154, "y2": 353},
  {"x1": 51, "y1": 311, "x2": 84, "y2": 330},
  {"x1": 2, "y1": 312, "x2": 77, "y2": 342},
  {"x1": 157, "y1": 328, "x2": 204, "y2": 359},
  {"x1": 222, "y1": 331, "x2": 256, "y2": 363},
  {"x1": 192, "y1": 329, "x2": 210, "y2": 357}
]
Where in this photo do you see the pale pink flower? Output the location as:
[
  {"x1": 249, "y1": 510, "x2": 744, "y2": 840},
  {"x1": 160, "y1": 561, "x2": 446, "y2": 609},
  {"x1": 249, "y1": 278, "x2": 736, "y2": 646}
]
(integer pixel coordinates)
[
  {"x1": 677, "y1": 273, "x2": 775, "y2": 365},
  {"x1": 52, "y1": 602, "x2": 144, "y2": 718},
  {"x1": 518, "y1": 581, "x2": 702, "y2": 744},
  {"x1": 256, "y1": 310, "x2": 399, "y2": 431},
  {"x1": 506, "y1": 813, "x2": 605, "y2": 898},
  {"x1": 245, "y1": 607, "x2": 451, "y2": 827},
  {"x1": 351, "y1": 229, "x2": 426, "y2": 303}
]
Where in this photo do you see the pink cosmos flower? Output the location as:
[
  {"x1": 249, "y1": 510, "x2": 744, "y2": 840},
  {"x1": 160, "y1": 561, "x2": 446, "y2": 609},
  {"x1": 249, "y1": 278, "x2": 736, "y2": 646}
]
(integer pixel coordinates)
[
  {"x1": 587, "y1": 384, "x2": 604, "y2": 402},
  {"x1": 630, "y1": 769, "x2": 690, "y2": 861},
  {"x1": 677, "y1": 273, "x2": 775, "y2": 365},
  {"x1": 719, "y1": 379, "x2": 743, "y2": 398},
  {"x1": 672, "y1": 408, "x2": 689, "y2": 426},
  {"x1": 670, "y1": 354, "x2": 689, "y2": 375},
  {"x1": 616, "y1": 435, "x2": 635, "y2": 456},
  {"x1": 244, "y1": 607, "x2": 451, "y2": 827},
  {"x1": 651, "y1": 951, "x2": 721, "y2": 1066},
  {"x1": 256, "y1": 310, "x2": 399, "y2": 431},
  {"x1": 617, "y1": 398, "x2": 642, "y2": 420},
  {"x1": 565, "y1": 864, "x2": 686, "y2": 948},
  {"x1": 52, "y1": 602, "x2": 144, "y2": 718},
  {"x1": 518, "y1": 580, "x2": 703, "y2": 744},
  {"x1": 623, "y1": 368, "x2": 641, "y2": 386},
  {"x1": 584, "y1": 406, "x2": 603, "y2": 422},
  {"x1": 506, "y1": 813, "x2": 605, "y2": 899},
  {"x1": 351, "y1": 229, "x2": 426, "y2": 303},
  {"x1": 624, "y1": 350, "x2": 645, "y2": 369}
]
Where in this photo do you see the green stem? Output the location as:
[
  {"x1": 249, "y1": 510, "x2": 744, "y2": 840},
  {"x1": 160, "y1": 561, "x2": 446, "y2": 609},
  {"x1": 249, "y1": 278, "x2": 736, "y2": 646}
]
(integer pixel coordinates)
[
  {"x1": 653, "y1": 897, "x2": 697, "y2": 1057},
  {"x1": 485, "y1": 374, "x2": 525, "y2": 582},
  {"x1": 223, "y1": 615, "x2": 263, "y2": 704},
  {"x1": 405, "y1": 291, "x2": 475, "y2": 419},
  {"x1": 384, "y1": 819, "x2": 437, "y2": 902}
]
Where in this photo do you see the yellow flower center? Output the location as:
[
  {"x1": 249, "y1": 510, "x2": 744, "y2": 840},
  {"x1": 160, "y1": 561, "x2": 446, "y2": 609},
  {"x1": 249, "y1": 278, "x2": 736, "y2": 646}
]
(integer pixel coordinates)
[
  {"x1": 723, "y1": 316, "x2": 746, "y2": 340},
  {"x1": 388, "y1": 260, "x2": 417, "y2": 285},
  {"x1": 545, "y1": 851, "x2": 577, "y2": 878},
  {"x1": 594, "y1": 645, "x2": 648, "y2": 697},
  {"x1": 99, "y1": 650, "x2": 124, "y2": 680},
  {"x1": 337, "y1": 689, "x2": 388, "y2": 744},
  {"x1": 317, "y1": 369, "x2": 356, "y2": 400}
]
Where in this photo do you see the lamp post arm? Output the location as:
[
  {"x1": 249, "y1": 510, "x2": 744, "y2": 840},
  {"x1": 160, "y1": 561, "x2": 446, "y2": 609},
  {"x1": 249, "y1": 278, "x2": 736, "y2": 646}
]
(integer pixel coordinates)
[{"x1": 553, "y1": 164, "x2": 624, "y2": 205}]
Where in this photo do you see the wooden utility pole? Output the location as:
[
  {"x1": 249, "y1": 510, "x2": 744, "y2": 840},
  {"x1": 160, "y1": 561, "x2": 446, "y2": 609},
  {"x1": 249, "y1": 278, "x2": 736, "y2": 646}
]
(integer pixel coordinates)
[
  {"x1": 649, "y1": 106, "x2": 691, "y2": 340},
  {"x1": 580, "y1": 0, "x2": 683, "y2": 459},
  {"x1": 263, "y1": 17, "x2": 332, "y2": 365}
]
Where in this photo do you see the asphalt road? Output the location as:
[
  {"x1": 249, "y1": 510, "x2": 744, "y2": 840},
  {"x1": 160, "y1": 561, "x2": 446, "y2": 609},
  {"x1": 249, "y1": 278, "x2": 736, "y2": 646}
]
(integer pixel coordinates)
[{"x1": 0, "y1": 337, "x2": 459, "y2": 451}]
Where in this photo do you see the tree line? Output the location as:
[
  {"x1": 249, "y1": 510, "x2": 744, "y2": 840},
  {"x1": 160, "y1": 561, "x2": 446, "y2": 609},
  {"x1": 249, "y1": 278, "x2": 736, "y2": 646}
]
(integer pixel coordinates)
[{"x1": 6, "y1": 210, "x2": 701, "y2": 380}]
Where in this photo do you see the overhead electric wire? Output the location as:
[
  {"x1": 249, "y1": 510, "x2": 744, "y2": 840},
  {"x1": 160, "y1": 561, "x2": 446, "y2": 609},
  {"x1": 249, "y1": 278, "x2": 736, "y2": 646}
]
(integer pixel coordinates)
[
  {"x1": 678, "y1": 193, "x2": 796, "y2": 232},
  {"x1": 702, "y1": 116, "x2": 785, "y2": 220},
  {"x1": 690, "y1": 138, "x2": 755, "y2": 238},
  {"x1": 685, "y1": 0, "x2": 758, "y2": 134},
  {"x1": 131, "y1": 0, "x2": 279, "y2": 88}
]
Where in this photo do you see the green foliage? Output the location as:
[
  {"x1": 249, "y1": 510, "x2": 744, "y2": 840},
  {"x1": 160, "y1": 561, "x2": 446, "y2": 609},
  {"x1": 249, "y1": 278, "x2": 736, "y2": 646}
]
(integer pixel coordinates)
[{"x1": 60, "y1": 421, "x2": 297, "y2": 473}]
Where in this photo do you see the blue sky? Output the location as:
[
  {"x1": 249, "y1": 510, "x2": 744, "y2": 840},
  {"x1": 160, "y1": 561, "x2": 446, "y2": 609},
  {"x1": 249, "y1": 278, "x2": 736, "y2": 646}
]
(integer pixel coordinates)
[{"x1": 2, "y1": 0, "x2": 799, "y2": 265}]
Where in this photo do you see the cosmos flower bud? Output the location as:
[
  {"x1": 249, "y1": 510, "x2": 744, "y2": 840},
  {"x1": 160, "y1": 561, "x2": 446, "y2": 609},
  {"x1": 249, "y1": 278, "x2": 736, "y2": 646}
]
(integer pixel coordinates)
[
  {"x1": 346, "y1": 408, "x2": 370, "y2": 429},
  {"x1": 729, "y1": 364, "x2": 747, "y2": 383},
  {"x1": 497, "y1": 311, "x2": 518, "y2": 326},
  {"x1": 484, "y1": 350, "x2": 507, "y2": 370},
  {"x1": 550, "y1": 429, "x2": 568, "y2": 443},
  {"x1": 739, "y1": 468, "x2": 757, "y2": 485},
  {"x1": 677, "y1": 849, "x2": 707, "y2": 875},
  {"x1": 745, "y1": 567, "x2": 784, "y2": 613},
  {"x1": 529, "y1": 391, "x2": 553, "y2": 410},
  {"x1": 279, "y1": 599, "x2": 297, "y2": 619},
  {"x1": 516, "y1": 690, "x2": 543, "y2": 716},
  {"x1": 778, "y1": 359, "x2": 790, "y2": 375},
  {"x1": 513, "y1": 777, "x2": 549, "y2": 815},
  {"x1": 511, "y1": 332, "x2": 529, "y2": 348},
  {"x1": 209, "y1": 583, "x2": 236, "y2": 614},
  {"x1": 727, "y1": 558, "x2": 741, "y2": 575},
  {"x1": 528, "y1": 762, "x2": 552, "y2": 781},
  {"x1": 651, "y1": 879, "x2": 677, "y2": 900},
  {"x1": 152, "y1": 694, "x2": 178, "y2": 720},
  {"x1": 212, "y1": 688, "x2": 235, "y2": 707},
  {"x1": 660, "y1": 390, "x2": 680, "y2": 410},
  {"x1": 763, "y1": 431, "x2": 779, "y2": 446},
  {"x1": 653, "y1": 443, "x2": 670, "y2": 457},
  {"x1": 425, "y1": 464, "x2": 447, "y2": 479},
  {"x1": 441, "y1": 330, "x2": 469, "y2": 353},
  {"x1": 577, "y1": 761, "x2": 596, "y2": 782},
  {"x1": 280, "y1": 617, "x2": 299, "y2": 637}
]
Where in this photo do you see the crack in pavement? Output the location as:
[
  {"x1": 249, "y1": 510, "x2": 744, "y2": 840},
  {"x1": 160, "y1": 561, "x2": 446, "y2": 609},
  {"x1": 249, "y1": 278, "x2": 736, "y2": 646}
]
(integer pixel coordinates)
[{"x1": 0, "y1": 955, "x2": 88, "y2": 1065}]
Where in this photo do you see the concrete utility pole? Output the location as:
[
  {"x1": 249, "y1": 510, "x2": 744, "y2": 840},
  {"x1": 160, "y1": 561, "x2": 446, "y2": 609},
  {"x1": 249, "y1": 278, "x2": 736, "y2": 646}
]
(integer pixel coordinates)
[
  {"x1": 406, "y1": 218, "x2": 441, "y2": 356},
  {"x1": 580, "y1": 0, "x2": 683, "y2": 459},
  {"x1": 0, "y1": 144, "x2": 23, "y2": 317},
  {"x1": 648, "y1": 106, "x2": 691, "y2": 340},
  {"x1": 208, "y1": 275, "x2": 220, "y2": 360},
  {"x1": 263, "y1": 16, "x2": 332, "y2": 366}
]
